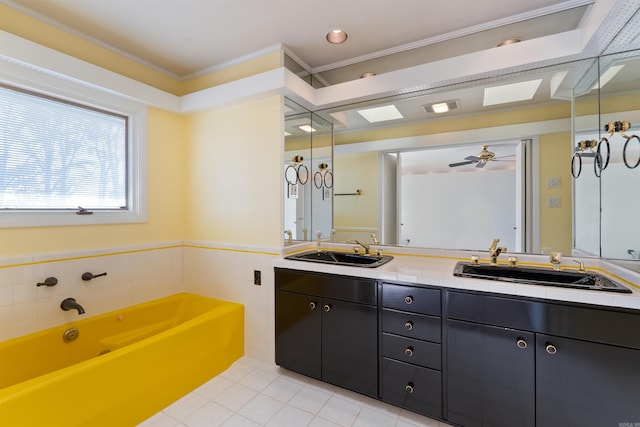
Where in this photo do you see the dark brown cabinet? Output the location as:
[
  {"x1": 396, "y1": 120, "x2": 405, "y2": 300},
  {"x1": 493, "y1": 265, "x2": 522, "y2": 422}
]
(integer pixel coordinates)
[
  {"x1": 380, "y1": 283, "x2": 442, "y2": 419},
  {"x1": 446, "y1": 290, "x2": 640, "y2": 427},
  {"x1": 275, "y1": 268, "x2": 378, "y2": 397}
]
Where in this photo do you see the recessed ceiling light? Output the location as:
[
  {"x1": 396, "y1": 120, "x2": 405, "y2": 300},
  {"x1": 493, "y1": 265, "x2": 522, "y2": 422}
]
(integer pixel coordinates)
[
  {"x1": 299, "y1": 125, "x2": 316, "y2": 133},
  {"x1": 357, "y1": 105, "x2": 404, "y2": 123},
  {"x1": 424, "y1": 100, "x2": 459, "y2": 114},
  {"x1": 483, "y1": 79, "x2": 542, "y2": 106},
  {"x1": 284, "y1": 131, "x2": 292, "y2": 136},
  {"x1": 326, "y1": 29, "x2": 348, "y2": 44},
  {"x1": 360, "y1": 72, "x2": 376, "y2": 78},
  {"x1": 497, "y1": 38, "x2": 523, "y2": 47}
]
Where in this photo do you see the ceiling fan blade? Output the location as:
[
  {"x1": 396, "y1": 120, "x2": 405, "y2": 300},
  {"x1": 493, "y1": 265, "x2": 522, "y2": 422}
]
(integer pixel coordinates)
[
  {"x1": 476, "y1": 160, "x2": 487, "y2": 168},
  {"x1": 465, "y1": 155, "x2": 481, "y2": 161},
  {"x1": 449, "y1": 160, "x2": 475, "y2": 167}
]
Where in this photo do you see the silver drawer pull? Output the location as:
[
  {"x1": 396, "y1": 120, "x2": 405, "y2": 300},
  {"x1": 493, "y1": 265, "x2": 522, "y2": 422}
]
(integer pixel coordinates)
[
  {"x1": 309, "y1": 302, "x2": 317, "y2": 311},
  {"x1": 405, "y1": 346, "x2": 414, "y2": 357},
  {"x1": 545, "y1": 343, "x2": 557, "y2": 355},
  {"x1": 323, "y1": 304, "x2": 332, "y2": 312},
  {"x1": 516, "y1": 338, "x2": 527, "y2": 349},
  {"x1": 404, "y1": 295, "x2": 413, "y2": 305},
  {"x1": 404, "y1": 321, "x2": 413, "y2": 331},
  {"x1": 405, "y1": 382, "x2": 414, "y2": 394}
]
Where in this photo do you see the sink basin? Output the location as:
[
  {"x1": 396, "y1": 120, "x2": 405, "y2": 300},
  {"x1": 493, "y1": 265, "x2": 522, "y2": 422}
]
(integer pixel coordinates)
[
  {"x1": 453, "y1": 261, "x2": 631, "y2": 293},
  {"x1": 285, "y1": 250, "x2": 393, "y2": 268}
]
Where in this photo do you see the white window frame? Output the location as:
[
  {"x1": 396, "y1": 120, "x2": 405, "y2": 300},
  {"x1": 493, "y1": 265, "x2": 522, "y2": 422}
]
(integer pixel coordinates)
[{"x1": 0, "y1": 60, "x2": 147, "y2": 228}]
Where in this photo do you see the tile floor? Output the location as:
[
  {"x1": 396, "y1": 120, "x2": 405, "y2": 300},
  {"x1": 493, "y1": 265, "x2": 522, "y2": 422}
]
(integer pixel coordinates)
[{"x1": 138, "y1": 357, "x2": 454, "y2": 427}]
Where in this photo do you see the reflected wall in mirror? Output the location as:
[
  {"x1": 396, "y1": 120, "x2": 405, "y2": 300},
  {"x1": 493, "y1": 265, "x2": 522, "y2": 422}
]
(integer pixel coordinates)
[
  {"x1": 325, "y1": 62, "x2": 583, "y2": 254},
  {"x1": 284, "y1": 98, "x2": 333, "y2": 244},
  {"x1": 573, "y1": 49, "x2": 640, "y2": 260}
]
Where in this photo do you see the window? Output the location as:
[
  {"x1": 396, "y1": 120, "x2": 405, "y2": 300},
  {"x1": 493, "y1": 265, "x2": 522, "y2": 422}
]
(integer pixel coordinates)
[
  {"x1": 0, "y1": 74, "x2": 147, "y2": 228},
  {"x1": 1, "y1": 84, "x2": 127, "y2": 210}
]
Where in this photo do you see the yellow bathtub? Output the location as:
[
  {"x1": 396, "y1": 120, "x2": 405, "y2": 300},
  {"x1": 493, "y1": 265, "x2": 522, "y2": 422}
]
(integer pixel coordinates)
[{"x1": 0, "y1": 292, "x2": 244, "y2": 426}]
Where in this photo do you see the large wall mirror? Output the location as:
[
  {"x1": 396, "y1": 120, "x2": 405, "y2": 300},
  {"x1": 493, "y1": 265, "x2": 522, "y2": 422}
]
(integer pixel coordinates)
[
  {"x1": 284, "y1": 99, "x2": 333, "y2": 243},
  {"x1": 310, "y1": 48, "x2": 638, "y2": 261},
  {"x1": 315, "y1": 61, "x2": 584, "y2": 256}
]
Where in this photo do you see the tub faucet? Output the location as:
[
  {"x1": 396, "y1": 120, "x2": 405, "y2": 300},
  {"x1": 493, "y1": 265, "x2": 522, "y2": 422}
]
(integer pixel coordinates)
[
  {"x1": 489, "y1": 238, "x2": 507, "y2": 265},
  {"x1": 61, "y1": 298, "x2": 85, "y2": 315}
]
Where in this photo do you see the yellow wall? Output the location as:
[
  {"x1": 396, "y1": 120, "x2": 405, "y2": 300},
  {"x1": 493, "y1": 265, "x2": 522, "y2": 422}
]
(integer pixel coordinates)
[
  {"x1": 539, "y1": 132, "x2": 573, "y2": 254},
  {"x1": 333, "y1": 151, "x2": 379, "y2": 229},
  {"x1": 184, "y1": 96, "x2": 283, "y2": 247},
  {"x1": 0, "y1": 108, "x2": 186, "y2": 258}
]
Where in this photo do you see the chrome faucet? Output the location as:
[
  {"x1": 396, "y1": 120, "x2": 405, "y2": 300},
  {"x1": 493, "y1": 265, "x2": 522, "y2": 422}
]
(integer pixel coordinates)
[
  {"x1": 60, "y1": 298, "x2": 85, "y2": 315},
  {"x1": 348, "y1": 240, "x2": 371, "y2": 255},
  {"x1": 489, "y1": 238, "x2": 507, "y2": 265}
]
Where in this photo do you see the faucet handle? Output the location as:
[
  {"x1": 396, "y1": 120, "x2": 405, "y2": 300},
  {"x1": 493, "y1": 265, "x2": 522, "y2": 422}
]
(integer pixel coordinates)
[
  {"x1": 573, "y1": 259, "x2": 586, "y2": 272},
  {"x1": 550, "y1": 252, "x2": 562, "y2": 271}
]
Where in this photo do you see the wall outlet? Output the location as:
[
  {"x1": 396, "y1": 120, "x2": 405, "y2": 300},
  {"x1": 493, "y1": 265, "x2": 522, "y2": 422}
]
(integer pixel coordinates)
[
  {"x1": 547, "y1": 197, "x2": 561, "y2": 208},
  {"x1": 547, "y1": 177, "x2": 561, "y2": 188},
  {"x1": 253, "y1": 270, "x2": 261, "y2": 286}
]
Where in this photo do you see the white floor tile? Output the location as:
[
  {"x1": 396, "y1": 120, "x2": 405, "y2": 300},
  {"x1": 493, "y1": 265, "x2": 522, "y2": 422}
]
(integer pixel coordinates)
[
  {"x1": 353, "y1": 406, "x2": 399, "y2": 427},
  {"x1": 195, "y1": 376, "x2": 235, "y2": 400},
  {"x1": 261, "y1": 376, "x2": 304, "y2": 403},
  {"x1": 238, "y1": 368, "x2": 278, "y2": 392},
  {"x1": 308, "y1": 417, "x2": 342, "y2": 427},
  {"x1": 163, "y1": 392, "x2": 209, "y2": 421},
  {"x1": 214, "y1": 383, "x2": 258, "y2": 412},
  {"x1": 288, "y1": 385, "x2": 332, "y2": 414},
  {"x1": 183, "y1": 402, "x2": 233, "y2": 427},
  {"x1": 238, "y1": 394, "x2": 285, "y2": 425},
  {"x1": 139, "y1": 357, "x2": 447, "y2": 427},
  {"x1": 316, "y1": 395, "x2": 363, "y2": 427},
  {"x1": 220, "y1": 415, "x2": 262, "y2": 427},
  {"x1": 265, "y1": 405, "x2": 314, "y2": 427}
]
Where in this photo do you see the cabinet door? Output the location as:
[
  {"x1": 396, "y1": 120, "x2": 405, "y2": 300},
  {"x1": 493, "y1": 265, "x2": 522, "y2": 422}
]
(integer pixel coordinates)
[
  {"x1": 537, "y1": 334, "x2": 640, "y2": 427},
  {"x1": 321, "y1": 298, "x2": 378, "y2": 397},
  {"x1": 447, "y1": 319, "x2": 535, "y2": 427},
  {"x1": 275, "y1": 291, "x2": 321, "y2": 380}
]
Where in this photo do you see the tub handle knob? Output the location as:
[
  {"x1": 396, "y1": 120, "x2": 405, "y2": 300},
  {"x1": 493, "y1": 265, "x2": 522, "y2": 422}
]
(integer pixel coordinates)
[
  {"x1": 37, "y1": 277, "x2": 58, "y2": 287},
  {"x1": 82, "y1": 272, "x2": 107, "y2": 281}
]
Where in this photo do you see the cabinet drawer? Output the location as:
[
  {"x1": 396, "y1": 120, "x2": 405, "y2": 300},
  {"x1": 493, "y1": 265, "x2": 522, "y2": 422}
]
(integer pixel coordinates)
[
  {"x1": 382, "y1": 283, "x2": 440, "y2": 315},
  {"x1": 275, "y1": 268, "x2": 376, "y2": 305},
  {"x1": 381, "y1": 358, "x2": 442, "y2": 419},
  {"x1": 382, "y1": 309, "x2": 441, "y2": 343},
  {"x1": 382, "y1": 333, "x2": 441, "y2": 370}
]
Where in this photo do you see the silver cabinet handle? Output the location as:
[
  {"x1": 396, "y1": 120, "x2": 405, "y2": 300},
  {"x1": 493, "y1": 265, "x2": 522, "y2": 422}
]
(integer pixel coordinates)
[
  {"x1": 323, "y1": 304, "x2": 332, "y2": 312},
  {"x1": 405, "y1": 382, "x2": 414, "y2": 394},
  {"x1": 545, "y1": 343, "x2": 557, "y2": 355},
  {"x1": 404, "y1": 321, "x2": 413, "y2": 330},
  {"x1": 404, "y1": 295, "x2": 413, "y2": 305},
  {"x1": 309, "y1": 302, "x2": 317, "y2": 310},
  {"x1": 516, "y1": 338, "x2": 528, "y2": 349},
  {"x1": 405, "y1": 346, "x2": 414, "y2": 357}
]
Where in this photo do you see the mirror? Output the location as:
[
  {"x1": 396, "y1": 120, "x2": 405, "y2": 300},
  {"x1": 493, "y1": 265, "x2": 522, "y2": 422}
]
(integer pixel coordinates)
[
  {"x1": 576, "y1": 50, "x2": 640, "y2": 260},
  {"x1": 284, "y1": 99, "x2": 333, "y2": 244},
  {"x1": 318, "y1": 61, "x2": 585, "y2": 255}
]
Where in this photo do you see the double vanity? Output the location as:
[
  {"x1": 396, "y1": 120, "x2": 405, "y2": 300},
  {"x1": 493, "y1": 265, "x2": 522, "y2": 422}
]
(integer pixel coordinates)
[{"x1": 274, "y1": 245, "x2": 640, "y2": 427}]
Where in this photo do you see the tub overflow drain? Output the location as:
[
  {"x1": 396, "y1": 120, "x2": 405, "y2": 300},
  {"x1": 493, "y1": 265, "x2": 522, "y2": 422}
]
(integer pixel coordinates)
[{"x1": 63, "y1": 327, "x2": 79, "y2": 343}]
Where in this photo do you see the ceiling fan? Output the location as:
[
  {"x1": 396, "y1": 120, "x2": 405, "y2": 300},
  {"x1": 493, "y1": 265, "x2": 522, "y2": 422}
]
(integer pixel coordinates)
[{"x1": 448, "y1": 145, "x2": 514, "y2": 168}]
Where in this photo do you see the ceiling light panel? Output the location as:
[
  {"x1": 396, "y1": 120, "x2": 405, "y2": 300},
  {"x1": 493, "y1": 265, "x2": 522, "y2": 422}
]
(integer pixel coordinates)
[
  {"x1": 483, "y1": 79, "x2": 543, "y2": 106},
  {"x1": 299, "y1": 125, "x2": 316, "y2": 133},
  {"x1": 357, "y1": 105, "x2": 404, "y2": 123}
]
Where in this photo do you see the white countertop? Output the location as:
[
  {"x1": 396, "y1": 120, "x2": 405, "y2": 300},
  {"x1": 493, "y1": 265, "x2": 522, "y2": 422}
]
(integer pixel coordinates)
[{"x1": 274, "y1": 243, "x2": 640, "y2": 311}]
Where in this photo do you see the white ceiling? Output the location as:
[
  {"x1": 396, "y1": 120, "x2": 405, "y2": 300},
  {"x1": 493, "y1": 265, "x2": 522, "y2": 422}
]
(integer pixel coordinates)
[{"x1": 2, "y1": 0, "x2": 594, "y2": 78}]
